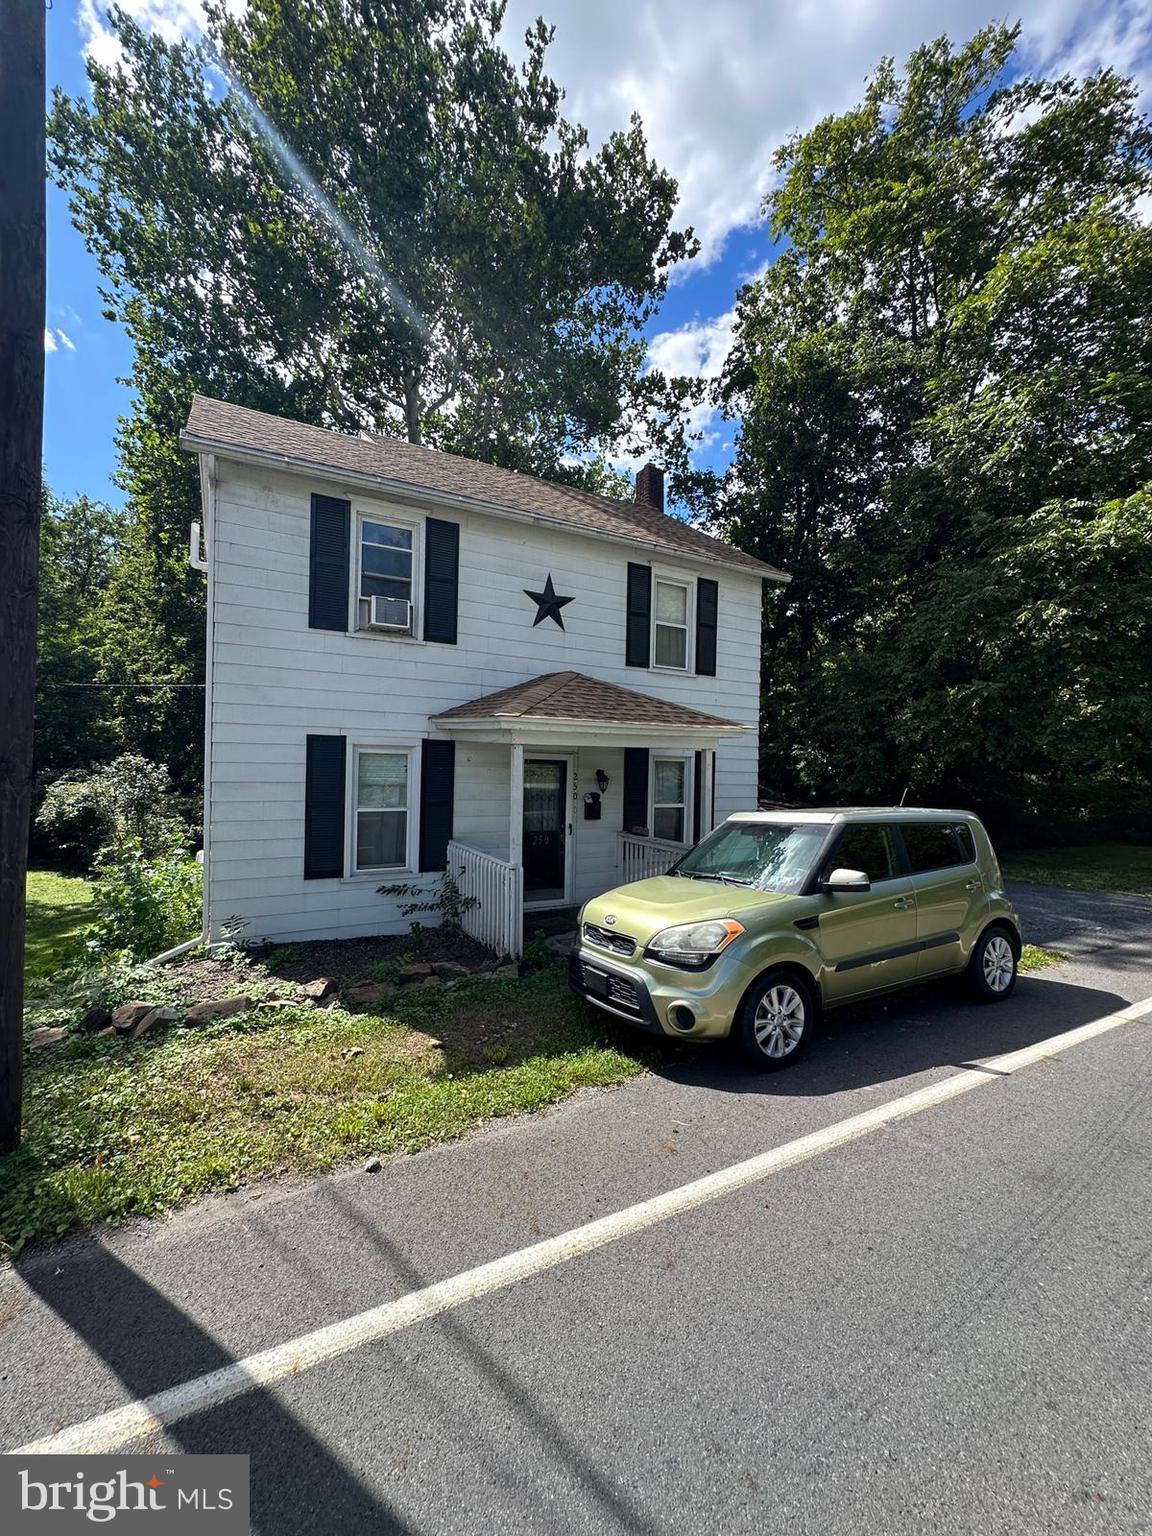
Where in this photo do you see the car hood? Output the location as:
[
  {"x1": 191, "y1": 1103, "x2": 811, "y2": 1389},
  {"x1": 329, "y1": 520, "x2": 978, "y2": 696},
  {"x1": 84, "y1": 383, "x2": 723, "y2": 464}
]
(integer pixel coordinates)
[{"x1": 581, "y1": 876, "x2": 805, "y2": 947}]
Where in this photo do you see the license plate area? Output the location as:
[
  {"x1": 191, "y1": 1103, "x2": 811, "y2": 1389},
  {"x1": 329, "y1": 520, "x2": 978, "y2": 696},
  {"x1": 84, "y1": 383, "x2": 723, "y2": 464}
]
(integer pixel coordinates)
[{"x1": 581, "y1": 964, "x2": 610, "y2": 998}]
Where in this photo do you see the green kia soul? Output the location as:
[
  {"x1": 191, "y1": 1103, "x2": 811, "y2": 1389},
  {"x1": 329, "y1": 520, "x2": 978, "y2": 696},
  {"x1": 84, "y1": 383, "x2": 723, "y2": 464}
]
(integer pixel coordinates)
[{"x1": 569, "y1": 809, "x2": 1022, "y2": 1071}]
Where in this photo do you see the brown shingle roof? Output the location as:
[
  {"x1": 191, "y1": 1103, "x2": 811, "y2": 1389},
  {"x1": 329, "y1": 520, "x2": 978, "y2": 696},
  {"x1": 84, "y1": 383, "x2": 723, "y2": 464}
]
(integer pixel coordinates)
[
  {"x1": 181, "y1": 395, "x2": 786, "y2": 580},
  {"x1": 431, "y1": 671, "x2": 746, "y2": 731}
]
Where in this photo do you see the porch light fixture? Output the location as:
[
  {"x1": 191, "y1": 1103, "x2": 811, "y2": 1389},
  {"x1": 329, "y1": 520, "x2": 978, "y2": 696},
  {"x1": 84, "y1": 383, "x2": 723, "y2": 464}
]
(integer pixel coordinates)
[{"x1": 595, "y1": 769, "x2": 610, "y2": 794}]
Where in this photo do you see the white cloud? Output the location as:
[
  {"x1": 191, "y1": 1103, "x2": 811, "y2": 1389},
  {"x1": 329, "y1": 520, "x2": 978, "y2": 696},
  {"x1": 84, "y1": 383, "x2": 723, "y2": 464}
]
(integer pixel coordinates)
[
  {"x1": 648, "y1": 308, "x2": 736, "y2": 383},
  {"x1": 44, "y1": 328, "x2": 58, "y2": 353},
  {"x1": 643, "y1": 307, "x2": 740, "y2": 453},
  {"x1": 56, "y1": 329, "x2": 77, "y2": 351},
  {"x1": 45, "y1": 326, "x2": 77, "y2": 354},
  {"x1": 500, "y1": 0, "x2": 1152, "y2": 270},
  {"x1": 78, "y1": 0, "x2": 1151, "y2": 268},
  {"x1": 78, "y1": 0, "x2": 220, "y2": 68}
]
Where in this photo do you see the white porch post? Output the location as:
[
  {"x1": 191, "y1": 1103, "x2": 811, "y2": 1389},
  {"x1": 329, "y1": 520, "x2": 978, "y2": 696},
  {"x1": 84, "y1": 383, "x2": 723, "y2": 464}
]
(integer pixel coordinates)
[
  {"x1": 509, "y1": 743, "x2": 524, "y2": 957},
  {"x1": 703, "y1": 747, "x2": 716, "y2": 832}
]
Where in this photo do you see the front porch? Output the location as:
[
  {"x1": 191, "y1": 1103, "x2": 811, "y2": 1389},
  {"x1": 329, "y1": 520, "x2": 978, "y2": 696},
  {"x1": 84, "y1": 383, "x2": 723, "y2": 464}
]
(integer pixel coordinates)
[{"x1": 431, "y1": 671, "x2": 747, "y2": 958}]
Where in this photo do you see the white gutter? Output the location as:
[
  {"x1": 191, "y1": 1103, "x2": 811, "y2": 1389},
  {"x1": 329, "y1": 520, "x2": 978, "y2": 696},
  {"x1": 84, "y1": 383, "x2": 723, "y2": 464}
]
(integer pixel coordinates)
[
  {"x1": 195, "y1": 451, "x2": 217, "y2": 948},
  {"x1": 147, "y1": 935, "x2": 204, "y2": 966},
  {"x1": 177, "y1": 430, "x2": 791, "y2": 585}
]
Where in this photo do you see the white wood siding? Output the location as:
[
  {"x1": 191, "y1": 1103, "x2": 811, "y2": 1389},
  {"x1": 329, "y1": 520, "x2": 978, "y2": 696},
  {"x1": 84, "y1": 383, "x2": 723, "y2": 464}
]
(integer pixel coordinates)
[{"x1": 204, "y1": 461, "x2": 762, "y2": 942}]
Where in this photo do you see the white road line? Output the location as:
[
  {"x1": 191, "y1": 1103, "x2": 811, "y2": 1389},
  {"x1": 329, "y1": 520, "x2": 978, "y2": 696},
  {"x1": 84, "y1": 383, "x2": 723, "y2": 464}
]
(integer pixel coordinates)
[{"x1": 13, "y1": 992, "x2": 1152, "y2": 1457}]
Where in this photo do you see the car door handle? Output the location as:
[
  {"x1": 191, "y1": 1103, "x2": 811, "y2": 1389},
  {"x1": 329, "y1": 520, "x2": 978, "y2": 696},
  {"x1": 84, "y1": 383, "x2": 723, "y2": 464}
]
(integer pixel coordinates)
[
  {"x1": 893, "y1": 897, "x2": 911, "y2": 911},
  {"x1": 964, "y1": 880, "x2": 978, "y2": 891}
]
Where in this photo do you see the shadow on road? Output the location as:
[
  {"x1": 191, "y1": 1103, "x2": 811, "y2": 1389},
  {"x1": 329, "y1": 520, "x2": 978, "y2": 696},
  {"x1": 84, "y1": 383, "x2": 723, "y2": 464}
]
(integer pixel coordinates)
[
  {"x1": 14, "y1": 1190, "x2": 660, "y2": 1536},
  {"x1": 324, "y1": 1187, "x2": 660, "y2": 1536},
  {"x1": 646, "y1": 973, "x2": 1132, "y2": 1100},
  {"x1": 14, "y1": 1244, "x2": 408, "y2": 1535}
]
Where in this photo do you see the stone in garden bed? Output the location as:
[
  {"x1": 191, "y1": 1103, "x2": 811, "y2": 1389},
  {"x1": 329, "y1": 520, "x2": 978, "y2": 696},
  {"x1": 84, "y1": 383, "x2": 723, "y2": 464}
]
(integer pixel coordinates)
[
  {"x1": 130, "y1": 1006, "x2": 178, "y2": 1039},
  {"x1": 29, "y1": 1027, "x2": 67, "y2": 1050},
  {"x1": 185, "y1": 994, "x2": 254, "y2": 1024},
  {"x1": 111, "y1": 1001, "x2": 157, "y2": 1032},
  {"x1": 300, "y1": 977, "x2": 335, "y2": 1000},
  {"x1": 397, "y1": 962, "x2": 433, "y2": 983},
  {"x1": 345, "y1": 980, "x2": 396, "y2": 1005},
  {"x1": 78, "y1": 1006, "x2": 113, "y2": 1034},
  {"x1": 430, "y1": 960, "x2": 470, "y2": 980}
]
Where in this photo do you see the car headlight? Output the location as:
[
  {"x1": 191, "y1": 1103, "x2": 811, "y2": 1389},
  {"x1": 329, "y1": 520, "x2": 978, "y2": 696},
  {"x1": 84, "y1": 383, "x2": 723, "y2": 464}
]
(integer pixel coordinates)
[{"x1": 647, "y1": 919, "x2": 744, "y2": 968}]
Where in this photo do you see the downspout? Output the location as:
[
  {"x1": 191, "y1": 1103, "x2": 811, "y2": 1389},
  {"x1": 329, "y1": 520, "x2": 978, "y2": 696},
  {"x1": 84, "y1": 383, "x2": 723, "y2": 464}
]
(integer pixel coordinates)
[
  {"x1": 149, "y1": 452, "x2": 216, "y2": 968},
  {"x1": 197, "y1": 451, "x2": 216, "y2": 951}
]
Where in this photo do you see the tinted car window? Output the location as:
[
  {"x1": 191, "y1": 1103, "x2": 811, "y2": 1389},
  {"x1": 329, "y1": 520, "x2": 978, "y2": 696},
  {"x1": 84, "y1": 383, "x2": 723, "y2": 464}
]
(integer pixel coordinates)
[
  {"x1": 953, "y1": 822, "x2": 977, "y2": 863},
  {"x1": 821, "y1": 824, "x2": 897, "y2": 883},
  {"x1": 901, "y1": 822, "x2": 964, "y2": 874}
]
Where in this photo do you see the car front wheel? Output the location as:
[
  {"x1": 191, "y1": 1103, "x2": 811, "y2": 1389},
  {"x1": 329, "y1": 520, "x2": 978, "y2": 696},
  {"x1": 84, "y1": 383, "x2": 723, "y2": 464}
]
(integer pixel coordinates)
[
  {"x1": 734, "y1": 971, "x2": 816, "y2": 1071},
  {"x1": 968, "y1": 925, "x2": 1019, "y2": 1002}
]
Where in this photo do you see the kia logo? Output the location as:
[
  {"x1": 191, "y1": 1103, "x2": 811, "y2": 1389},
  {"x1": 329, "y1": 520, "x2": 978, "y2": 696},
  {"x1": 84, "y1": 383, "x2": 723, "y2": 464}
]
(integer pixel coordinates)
[{"x1": 603, "y1": 914, "x2": 616, "y2": 926}]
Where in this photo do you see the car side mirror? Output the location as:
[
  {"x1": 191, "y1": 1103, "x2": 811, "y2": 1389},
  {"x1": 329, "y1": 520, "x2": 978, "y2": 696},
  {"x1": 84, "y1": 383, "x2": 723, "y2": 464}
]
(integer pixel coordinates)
[{"x1": 823, "y1": 867, "x2": 871, "y2": 893}]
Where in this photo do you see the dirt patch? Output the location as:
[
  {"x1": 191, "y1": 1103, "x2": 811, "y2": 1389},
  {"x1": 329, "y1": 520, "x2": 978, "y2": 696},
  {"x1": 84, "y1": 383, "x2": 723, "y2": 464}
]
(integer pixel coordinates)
[
  {"x1": 159, "y1": 955, "x2": 291, "y2": 1007},
  {"x1": 260, "y1": 930, "x2": 499, "y2": 989},
  {"x1": 141, "y1": 931, "x2": 502, "y2": 1014}
]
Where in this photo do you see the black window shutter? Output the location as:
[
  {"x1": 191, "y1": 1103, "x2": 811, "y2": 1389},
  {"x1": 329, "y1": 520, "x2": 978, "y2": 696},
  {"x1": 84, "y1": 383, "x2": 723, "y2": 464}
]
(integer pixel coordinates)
[
  {"x1": 419, "y1": 739, "x2": 456, "y2": 872},
  {"x1": 623, "y1": 747, "x2": 650, "y2": 835},
  {"x1": 695, "y1": 578, "x2": 718, "y2": 676},
  {"x1": 423, "y1": 518, "x2": 459, "y2": 644},
  {"x1": 692, "y1": 750, "x2": 703, "y2": 842},
  {"x1": 308, "y1": 494, "x2": 351, "y2": 631},
  {"x1": 626, "y1": 563, "x2": 651, "y2": 667},
  {"x1": 304, "y1": 734, "x2": 346, "y2": 879}
]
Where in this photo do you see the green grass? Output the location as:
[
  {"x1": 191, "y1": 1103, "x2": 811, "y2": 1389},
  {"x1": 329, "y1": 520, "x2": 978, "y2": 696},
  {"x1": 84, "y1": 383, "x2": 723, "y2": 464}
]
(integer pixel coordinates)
[
  {"x1": 1, "y1": 968, "x2": 655, "y2": 1256},
  {"x1": 1002, "y1": 843, "x2": 1152, "y2": 896},
  {"x1": 25, "y1": 867, "x2": 94, "y2": 983},
  {"x1": 1019, "y1": 944, "x2": 1066, "y2": 973}
]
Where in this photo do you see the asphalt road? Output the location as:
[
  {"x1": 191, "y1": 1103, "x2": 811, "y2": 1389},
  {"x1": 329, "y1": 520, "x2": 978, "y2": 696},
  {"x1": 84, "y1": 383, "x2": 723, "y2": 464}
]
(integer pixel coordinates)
[{"x1": 2, "y1": 883, "x2": 1150, "y2": 1534}]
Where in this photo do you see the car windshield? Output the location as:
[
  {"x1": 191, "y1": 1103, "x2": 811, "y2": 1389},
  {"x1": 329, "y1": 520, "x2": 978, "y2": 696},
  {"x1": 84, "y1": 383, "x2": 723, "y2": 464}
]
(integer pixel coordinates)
[{"x1": 673, "y1": 821, "x2": 827, "y2": 893}]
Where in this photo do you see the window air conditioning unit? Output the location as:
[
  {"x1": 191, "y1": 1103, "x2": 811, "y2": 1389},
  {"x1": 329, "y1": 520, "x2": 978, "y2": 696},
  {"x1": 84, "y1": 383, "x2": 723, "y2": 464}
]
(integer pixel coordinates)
[{"x1": 368, "y1": 595, "x2": 412, "y2": 632}]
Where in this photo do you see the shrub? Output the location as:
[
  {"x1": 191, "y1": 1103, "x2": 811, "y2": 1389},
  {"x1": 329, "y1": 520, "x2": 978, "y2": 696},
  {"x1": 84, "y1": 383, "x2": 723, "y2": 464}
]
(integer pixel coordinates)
[
  {"x1": 87, "y1": 840, "x2": 202, "y2": 961},
  {"x1": 37, "y1": 754, "x2": 191, "y2": 870}
]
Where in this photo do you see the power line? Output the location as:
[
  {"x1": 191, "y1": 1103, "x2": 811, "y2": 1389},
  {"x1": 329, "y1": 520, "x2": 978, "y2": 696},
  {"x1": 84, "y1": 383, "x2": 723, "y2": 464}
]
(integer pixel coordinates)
[{"x1": 37, "y1": 682, "x2": 206, "y2": 689}]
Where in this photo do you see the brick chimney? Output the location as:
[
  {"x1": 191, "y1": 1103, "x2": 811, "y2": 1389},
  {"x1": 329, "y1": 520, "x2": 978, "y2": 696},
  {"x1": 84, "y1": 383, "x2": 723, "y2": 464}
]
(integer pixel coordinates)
[{"x1": 634, "y1": 463, "x2": 664, "y2": 513}]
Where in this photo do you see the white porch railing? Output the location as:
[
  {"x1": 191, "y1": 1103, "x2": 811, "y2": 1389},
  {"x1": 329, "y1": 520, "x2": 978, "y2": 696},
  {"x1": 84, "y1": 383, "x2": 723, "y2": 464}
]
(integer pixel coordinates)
[
  {"x1": 618, "y1": 832, "x2": 689, "y2": 885},
  {"x1": 447, "y1": 840, "x2": 524, "y2": 959}
]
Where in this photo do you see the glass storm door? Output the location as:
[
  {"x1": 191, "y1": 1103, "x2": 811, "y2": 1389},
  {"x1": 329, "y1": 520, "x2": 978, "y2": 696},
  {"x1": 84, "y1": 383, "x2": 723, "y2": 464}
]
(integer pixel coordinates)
[{"x1": 523, "y1": 759, "x2": 568, "y2": 903}]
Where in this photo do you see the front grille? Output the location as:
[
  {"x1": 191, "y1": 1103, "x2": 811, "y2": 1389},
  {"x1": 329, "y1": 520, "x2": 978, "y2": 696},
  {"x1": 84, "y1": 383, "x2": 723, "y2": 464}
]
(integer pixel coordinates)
[
  {"x1": 582, "y1": 922, "x2": 637, "y2": 958},
  {"x1": 606, "y1": 975, "x2": 641, "y2": 1013}
]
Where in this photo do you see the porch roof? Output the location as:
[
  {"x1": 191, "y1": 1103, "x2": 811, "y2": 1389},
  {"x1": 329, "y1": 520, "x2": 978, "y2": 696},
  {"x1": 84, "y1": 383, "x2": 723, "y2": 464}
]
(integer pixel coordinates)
[{"x1": 430, "y1": 670, "x2": 748, "y2": 746}]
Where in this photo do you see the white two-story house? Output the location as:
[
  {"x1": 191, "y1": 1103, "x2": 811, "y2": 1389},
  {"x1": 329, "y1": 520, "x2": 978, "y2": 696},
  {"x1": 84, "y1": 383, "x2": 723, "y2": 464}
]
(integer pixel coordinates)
[{"x1": 181, "y1": 397, "x2": 788, "y2": 956}]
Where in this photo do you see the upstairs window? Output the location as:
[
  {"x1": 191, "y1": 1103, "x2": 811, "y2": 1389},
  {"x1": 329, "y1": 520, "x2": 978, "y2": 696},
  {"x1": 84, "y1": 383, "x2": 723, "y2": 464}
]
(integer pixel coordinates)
[
  {"x1": 653, "y1": 579, "x2": 689, "y2": 669},
  {"x1": 358, "y1": 517, "x2": 414, "y2": 632}
]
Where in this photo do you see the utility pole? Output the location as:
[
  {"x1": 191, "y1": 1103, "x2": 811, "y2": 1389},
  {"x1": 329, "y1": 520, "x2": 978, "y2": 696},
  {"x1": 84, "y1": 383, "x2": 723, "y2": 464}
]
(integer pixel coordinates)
[{"x1": 0, "y1": 0, "x2": 47, "y2": 1153}]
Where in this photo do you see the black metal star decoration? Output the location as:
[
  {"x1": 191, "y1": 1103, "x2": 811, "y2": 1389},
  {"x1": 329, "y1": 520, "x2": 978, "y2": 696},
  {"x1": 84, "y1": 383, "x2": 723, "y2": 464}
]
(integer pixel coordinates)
[{"x1": 523, "y1": 573, "x2": 575, "y2": 629}]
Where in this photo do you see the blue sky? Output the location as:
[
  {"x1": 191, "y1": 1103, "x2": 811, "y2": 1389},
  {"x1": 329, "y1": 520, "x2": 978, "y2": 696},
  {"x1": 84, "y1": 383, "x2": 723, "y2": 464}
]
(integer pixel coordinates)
[{"x1": 44, "y1": 0, "x2": 1152, "y2": 508}]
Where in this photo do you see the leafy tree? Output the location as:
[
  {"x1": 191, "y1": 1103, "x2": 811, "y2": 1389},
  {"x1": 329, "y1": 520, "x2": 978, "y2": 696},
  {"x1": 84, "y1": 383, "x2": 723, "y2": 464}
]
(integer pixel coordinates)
[
  {"x1": 704, "y1": 27, "x2": 1152, "y2": 838},
  {"x1": 34, "y1": 491, "x2": 128, "y2": 786},
  {"x1": 52, "y1": 1, "x2": 691, "y2": 456},
  {"x1": 49, "y1": 0, "x2": 692, "y2": 784}
]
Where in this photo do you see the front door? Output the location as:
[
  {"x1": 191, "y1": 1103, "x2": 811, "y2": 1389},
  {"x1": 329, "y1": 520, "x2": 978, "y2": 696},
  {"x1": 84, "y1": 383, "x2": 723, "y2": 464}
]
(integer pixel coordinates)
[{"x1": 523, "y1": 758, "x2": 569, "y2": 905}]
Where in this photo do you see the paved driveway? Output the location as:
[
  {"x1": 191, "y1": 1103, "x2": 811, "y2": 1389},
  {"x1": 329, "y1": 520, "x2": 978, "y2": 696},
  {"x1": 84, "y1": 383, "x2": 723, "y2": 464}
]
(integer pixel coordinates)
[
  {"x1": 1010, "y1": 880, "x2": 1151, "y2": 965},
  {"x1": 2, "y1": 883, "x2": 1150, "y2": 1534}
]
